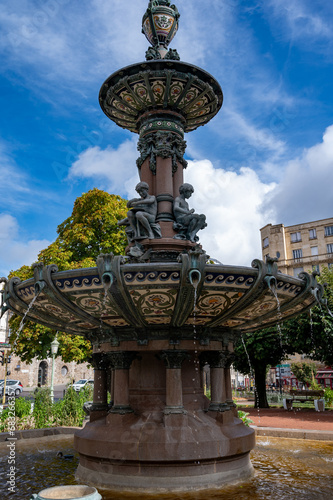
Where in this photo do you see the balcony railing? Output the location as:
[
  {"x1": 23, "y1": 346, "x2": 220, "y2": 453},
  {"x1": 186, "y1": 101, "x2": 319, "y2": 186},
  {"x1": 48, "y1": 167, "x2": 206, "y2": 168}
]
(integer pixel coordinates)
[{"x1": 282, "y1": 252, "x2": 333, "y2": 268}]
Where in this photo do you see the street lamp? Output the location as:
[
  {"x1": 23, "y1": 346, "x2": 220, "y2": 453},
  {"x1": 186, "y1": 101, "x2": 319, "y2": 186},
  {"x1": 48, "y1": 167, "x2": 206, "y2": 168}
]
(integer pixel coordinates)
[{"x1": 50, "y1": 336, "x2": 59, "y2": 404}]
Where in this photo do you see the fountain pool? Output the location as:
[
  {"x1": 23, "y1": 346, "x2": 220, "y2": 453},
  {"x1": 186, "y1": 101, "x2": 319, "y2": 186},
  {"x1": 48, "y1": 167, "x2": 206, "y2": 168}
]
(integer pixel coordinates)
[{"x1": 0, "y1": 435, "x2": 332, "y2": 500}]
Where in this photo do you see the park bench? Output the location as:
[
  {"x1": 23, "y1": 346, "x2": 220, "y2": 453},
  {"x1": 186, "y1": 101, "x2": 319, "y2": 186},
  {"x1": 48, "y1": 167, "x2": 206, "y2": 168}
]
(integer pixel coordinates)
[{"x1": 283, "y1": 389, "x2": 325, "y2": 411}]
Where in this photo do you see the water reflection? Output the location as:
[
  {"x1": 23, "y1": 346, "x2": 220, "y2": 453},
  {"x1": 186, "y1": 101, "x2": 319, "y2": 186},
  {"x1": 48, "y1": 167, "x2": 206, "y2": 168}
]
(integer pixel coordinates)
[{"x1": 0, "y1": 436, "x2": 332, "y2": 500}]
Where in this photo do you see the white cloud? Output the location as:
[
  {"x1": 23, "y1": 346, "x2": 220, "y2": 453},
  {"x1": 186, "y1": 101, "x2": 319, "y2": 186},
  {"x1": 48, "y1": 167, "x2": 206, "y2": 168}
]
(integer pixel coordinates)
[
  {"x1": 0, "y1": 214, "x2": 50, "y2": 277},
  {"x1": 185, "y1": 160, "x2": 276, "y2": 266},
  {"x1": 68, "y1": 138, "x2": 139, "y2": 197},
  {"x1": 221, "y1": 108, "x2": 286, "y2": 156},
  {"x1": 261, "y1": 125, "x2": 333, "y2": 225},
  {"x1": 264, "y1": 0, "x2": 332, "y2": 50}
]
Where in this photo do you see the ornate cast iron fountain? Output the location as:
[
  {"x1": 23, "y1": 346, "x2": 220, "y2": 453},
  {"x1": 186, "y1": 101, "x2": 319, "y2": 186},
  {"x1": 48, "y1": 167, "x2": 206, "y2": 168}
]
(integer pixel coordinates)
[{"x1": 0, "y1": 1, "x2": 323, "y2": 494}]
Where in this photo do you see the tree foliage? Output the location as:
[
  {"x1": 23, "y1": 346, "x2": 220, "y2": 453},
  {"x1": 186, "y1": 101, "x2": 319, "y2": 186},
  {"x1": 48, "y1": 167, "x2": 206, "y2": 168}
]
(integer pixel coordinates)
[
  {"x1": 290, "y1": 361, "x2": 317, "y2": 387},
  {"x1": 8, "y1": 189, "x2": 128, "y2": 363}
]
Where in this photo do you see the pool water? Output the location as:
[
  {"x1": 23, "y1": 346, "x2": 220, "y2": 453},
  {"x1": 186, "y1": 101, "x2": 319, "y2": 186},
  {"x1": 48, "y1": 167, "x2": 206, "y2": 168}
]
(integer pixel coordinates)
[{"x1": 0, "y1": 435, "x2": 332, "y2": 500}]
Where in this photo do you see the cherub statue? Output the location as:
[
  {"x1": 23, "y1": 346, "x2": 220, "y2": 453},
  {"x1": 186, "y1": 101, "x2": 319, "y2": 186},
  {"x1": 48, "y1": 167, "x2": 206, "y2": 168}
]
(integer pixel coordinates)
[
  {"x1": 173, "y1": 183, "x2": 207, "y2": 242},
  {"x1": 118, "y1": 181, "x2": 161, "y2": 241}
]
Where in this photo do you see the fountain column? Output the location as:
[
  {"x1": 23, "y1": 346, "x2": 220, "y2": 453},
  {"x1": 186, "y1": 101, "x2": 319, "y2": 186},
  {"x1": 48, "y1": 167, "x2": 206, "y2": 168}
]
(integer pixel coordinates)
[
  {"x1": 224, "y1": 351, "x2": 237, "y2": 411},
  {"x1": 108, "y1": 351, "x2": 137, "y2": 414},
  {"x1": 160, "y1": 350, "x2": 189, "y2": 413},
  {"x1": 137, "y1": 117, "x2": 187, "y2": 240},
  {"x1": 200, "y1": 352, "x2": 230, "y2": 412},
  {"x1": 90, "y1": 353, "x2": 109, "y2": 422}
]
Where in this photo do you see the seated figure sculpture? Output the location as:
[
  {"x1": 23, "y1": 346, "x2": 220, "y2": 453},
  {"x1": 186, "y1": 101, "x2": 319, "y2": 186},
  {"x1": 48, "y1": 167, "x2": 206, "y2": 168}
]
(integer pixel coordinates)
[
  {"x1": 173, "y1": 183, "x2": 207, "y2": 242},
  {"x1": 118, "y1": 181, "x2": 161, "y2": 241}
]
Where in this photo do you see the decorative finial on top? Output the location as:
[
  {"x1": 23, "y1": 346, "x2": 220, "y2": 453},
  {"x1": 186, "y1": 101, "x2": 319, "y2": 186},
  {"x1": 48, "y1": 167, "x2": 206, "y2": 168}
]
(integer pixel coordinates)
[{"x1": 142, "y1": 0, "x2": 180, "y2": 60}]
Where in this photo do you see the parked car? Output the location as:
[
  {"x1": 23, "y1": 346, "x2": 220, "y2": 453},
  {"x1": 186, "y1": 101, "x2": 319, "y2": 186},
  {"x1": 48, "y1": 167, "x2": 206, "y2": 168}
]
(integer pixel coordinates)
[
  {"x1": 71, "y1": 379, "x2": 94, "y2": 392},
  {"x1": 0, "y1": 380, "x2": 23, "y2": 396}
]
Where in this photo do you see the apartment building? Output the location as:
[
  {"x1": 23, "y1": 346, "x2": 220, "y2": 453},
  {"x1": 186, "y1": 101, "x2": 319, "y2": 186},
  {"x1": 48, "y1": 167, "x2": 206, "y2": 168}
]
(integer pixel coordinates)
[{"x1": 260, "y1": 217, "x2": 333, "y2": 277}]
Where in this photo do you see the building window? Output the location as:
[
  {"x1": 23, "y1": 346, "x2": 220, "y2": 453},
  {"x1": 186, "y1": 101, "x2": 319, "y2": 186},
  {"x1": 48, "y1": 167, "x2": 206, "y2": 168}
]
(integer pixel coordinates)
[
  {"x1": 327, "y1": 243, "x2": 333, "y2": 255},
  {"x1": 61, "y1": 366, "x2": 68, "y2": 376},
  {"x1": 311, "y1": 246, "x2": 318, "y2": 256},
  {"x1": 263, "y1": 237, "x2": 269, "y2": 248},
  {"x1": 292, "y1": 249, "x2": 303, "y2": 261},
  {"x1": 290, "y1": 232, "x2": 301, "y2": 243},
  {"x1": 312, "y1": 264, "x2": 320, "y2": 273},
  {"x1": 309, "y1": 228, "x2": 317, "y2": 239},
  {"x1": 325, "y1": 226, "x2": 333, "y2": 237},
  {"x1": 293, "y1": 267, "x2": 304, "y2": 277},
  {"x1": 329, "y1": 263, "x2": 333, "y2": 270}
]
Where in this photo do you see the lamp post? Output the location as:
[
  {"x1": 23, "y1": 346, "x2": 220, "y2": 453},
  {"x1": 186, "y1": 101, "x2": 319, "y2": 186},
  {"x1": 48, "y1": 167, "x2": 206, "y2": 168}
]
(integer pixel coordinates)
[{"x1": 50, "y1": 336, "x2": 59, "y2": 404}]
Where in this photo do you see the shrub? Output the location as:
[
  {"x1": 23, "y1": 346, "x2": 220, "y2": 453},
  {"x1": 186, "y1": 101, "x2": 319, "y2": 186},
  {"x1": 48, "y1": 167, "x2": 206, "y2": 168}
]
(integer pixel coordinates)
[
  {"x1": 15, "y1": 397, "x2": 31, "y2": 418},
  {"x1": 33, "y1": 387, "x2": 53, "y2": 428},
  {"x1": 324, "y1": 388, "x2": 333, "y2": 407},
  {"x1": 54, "y1": 386, "x2": 93, "y2": 427},
  {"x1": 238, "y1": 410, "x2": 254, "y2": 427}
]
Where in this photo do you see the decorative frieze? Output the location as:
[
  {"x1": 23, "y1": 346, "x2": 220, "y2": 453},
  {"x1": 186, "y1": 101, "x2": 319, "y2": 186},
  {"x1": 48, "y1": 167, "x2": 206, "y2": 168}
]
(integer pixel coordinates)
[{"x1": 137, "y1": 131, "x2": 187, "y2": 174}]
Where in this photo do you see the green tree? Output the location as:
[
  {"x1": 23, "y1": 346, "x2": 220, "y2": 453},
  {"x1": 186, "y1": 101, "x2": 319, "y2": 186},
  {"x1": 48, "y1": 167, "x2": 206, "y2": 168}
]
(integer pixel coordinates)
[
  {"x1": 233, "y1": 328, "x2": 296, "y2": 408},
  {"x1": 290, "y1": 361, "x2": 317, "y2": 387},
  {"x1": 8, "y1": 188, "x2": 128, "y2": 363}
]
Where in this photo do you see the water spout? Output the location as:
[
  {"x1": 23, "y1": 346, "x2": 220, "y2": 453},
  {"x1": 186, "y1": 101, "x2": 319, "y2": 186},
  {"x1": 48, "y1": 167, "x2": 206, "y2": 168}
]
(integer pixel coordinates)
[
  {"x1": 102, "y1": 272, "x2": 113, "y2": 292},
  {"x1": 264, "y1": 275, "x2": 277, "y2": 291},
  {"x1": 34, "y1": 280, "x2": 46, "y2": 294},
  {"x1": 189, "y1": 269, "x2": 201, "y2": 287}
]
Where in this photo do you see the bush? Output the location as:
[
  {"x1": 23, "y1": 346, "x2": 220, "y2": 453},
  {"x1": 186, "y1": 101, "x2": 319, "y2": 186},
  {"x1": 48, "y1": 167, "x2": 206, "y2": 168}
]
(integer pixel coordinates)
[
  {"x1": 53, "y1": 386, "x2": 94, "y2": 427},
  {"x1": 324, "y1": 388, "x2": 333, "y2": 407},
  {"x1": 238, "y1": 410, "x2": 254, "y2": 427},
  {"x1": 33, "y1": 387, "x2": 53, "y2": 428},
  {"x1": 15, "y1": 397, "x2": 31, "y2": 418}
]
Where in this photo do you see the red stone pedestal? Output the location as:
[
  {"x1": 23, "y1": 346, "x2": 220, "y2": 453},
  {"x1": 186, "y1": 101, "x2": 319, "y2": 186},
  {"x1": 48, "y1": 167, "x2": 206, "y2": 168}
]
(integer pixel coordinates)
[{"x1": 74, "y1": 349, "x2": 255, "y2": 493}]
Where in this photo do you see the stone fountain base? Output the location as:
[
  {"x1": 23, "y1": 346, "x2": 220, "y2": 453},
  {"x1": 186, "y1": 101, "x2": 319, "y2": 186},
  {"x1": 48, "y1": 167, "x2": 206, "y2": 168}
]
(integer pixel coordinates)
[
  {"x1": 74, "y1": 350, "x2": 255, "y2": 493},
  {"x1": 75, "y1": 412, "x2": 254, "y2": 493}
]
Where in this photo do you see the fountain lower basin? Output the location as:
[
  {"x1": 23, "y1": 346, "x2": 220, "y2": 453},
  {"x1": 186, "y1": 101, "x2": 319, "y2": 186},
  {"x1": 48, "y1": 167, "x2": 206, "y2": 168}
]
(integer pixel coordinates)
[{"x1": 1, "y1": 435, "x2": 332, "y2": 499}]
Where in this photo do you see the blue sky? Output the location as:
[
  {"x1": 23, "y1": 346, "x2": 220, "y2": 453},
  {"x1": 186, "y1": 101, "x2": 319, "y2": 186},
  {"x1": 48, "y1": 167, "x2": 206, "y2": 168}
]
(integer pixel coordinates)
[{"x1": 1, "y1": 0, "x2": 333, "y2": 276}]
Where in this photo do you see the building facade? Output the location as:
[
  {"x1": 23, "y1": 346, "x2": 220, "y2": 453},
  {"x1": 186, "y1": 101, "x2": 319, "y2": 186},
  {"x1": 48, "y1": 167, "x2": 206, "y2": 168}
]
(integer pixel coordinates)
[
  {"x1": 0, "y1": 311, "x2": 93, "y2": 388},
  {"x1": 260, "y1": 217, "x2": 333, "y2": 277}
]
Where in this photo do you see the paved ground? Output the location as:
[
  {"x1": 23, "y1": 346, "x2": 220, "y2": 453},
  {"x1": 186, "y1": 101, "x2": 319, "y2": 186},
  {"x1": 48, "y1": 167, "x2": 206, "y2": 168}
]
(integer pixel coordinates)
[{"x1": 240, "y1": 406, "x2": 333, "y2": 431}]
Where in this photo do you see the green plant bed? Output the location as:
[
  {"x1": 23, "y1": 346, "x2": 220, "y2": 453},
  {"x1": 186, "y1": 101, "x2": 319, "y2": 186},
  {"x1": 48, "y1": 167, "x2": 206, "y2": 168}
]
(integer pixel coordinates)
[{"x1": 0, "y1": 386, "x2": 94, "y2": 432}]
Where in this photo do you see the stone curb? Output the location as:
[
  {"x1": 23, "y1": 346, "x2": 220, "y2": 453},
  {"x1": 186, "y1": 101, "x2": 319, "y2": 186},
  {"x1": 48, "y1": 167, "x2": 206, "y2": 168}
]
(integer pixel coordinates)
[
  {"x1": 252, "y1": 425, "x2": 333, "y2": 441},
  {"x1": 1, "y1": 425, "x2": 332, "y2": 442},
  {"x1": 0, "y1": 426, "x2": 80, "y2": 442}
]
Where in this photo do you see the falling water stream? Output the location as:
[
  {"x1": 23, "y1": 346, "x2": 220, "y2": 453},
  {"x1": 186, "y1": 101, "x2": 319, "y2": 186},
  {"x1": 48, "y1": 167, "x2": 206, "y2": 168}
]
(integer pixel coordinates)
[
  {"x1": 14, "y1": 293, "x2": 40, "y2": 345},
  {"x1": 1, "y1": 435, "x2": 332, "y2": 500},
  {"x1": 191, "y1": 276, "x2": 200, "y2": 410}
]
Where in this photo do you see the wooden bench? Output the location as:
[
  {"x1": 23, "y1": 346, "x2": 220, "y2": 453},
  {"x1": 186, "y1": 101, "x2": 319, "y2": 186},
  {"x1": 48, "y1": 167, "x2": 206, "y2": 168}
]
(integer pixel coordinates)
[{"x1": 283, "y1": 389, "x2": 325, "y2": 411}]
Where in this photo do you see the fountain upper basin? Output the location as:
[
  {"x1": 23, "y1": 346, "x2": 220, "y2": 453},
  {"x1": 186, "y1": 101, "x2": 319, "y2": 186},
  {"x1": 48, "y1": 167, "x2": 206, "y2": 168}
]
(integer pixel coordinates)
[{"x1": 2, "y1": 254, "x2": 319, "y2": 343}]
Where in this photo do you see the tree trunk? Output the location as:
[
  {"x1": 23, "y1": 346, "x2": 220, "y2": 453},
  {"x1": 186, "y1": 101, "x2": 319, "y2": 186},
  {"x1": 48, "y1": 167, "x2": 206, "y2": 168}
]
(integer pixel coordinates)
[{"x1": 254, "y1": 364, "x2": 269, "y2": 408}]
